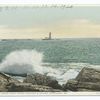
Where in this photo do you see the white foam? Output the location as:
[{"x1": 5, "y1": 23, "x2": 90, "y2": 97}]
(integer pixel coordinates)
[
  {"x1": 58, "y1": 69, "x2": 79, "y2": 84},
  {"x1": 0, "y1": 49, "x2": 95, "y2": 85},
  {"x1": 0, "y1": 49, "x2": 44, "y2": 74}
]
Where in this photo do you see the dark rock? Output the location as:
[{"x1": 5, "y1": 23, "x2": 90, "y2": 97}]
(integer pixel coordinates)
[
  {"x1": 64, "y1": 79, "x2": 78, "y2": 91},
  {"x1": 7, "y1": 82, "x2": 63, "y2": 92},
  {"x1": 66, "y1": 79, "x2": 100, "y2": 91},
  {"x1": 0, "y1": 73, "x2": 8, "y2": 91},
  {"x1": 76, "y1": 67, "x2": 100, "y2": 82},
  {"x1": 76, "y1": 82, "x2": 100, "y2": 91},
  {"x1": 24, "y1": 73, "x2": 62, "y2": 90},
  {"x1": 0, "y1": 72, "x2": 20, "y2": 92},
  {"x1": 0, "y1": 72, "x2": 63, "y2": 92},
  {"x1": 65, "y1": 67, "x2": 100, "y2": 91}
]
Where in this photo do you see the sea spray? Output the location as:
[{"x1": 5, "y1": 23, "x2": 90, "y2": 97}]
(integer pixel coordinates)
[
  {"x1": 0, "y1": 49, "x2": 44, "y2": 74},
  {"x1": 0, "y1": 49, "x2": 79, "y2": 85}
]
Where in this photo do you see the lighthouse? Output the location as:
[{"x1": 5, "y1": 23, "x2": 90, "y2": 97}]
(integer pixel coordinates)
[
  {"x1": 42, "y1": 32, "x2": 52, "y2": 40},
  {"x1": 49, "y1": 32, "x2": 52, "y2": 40}
]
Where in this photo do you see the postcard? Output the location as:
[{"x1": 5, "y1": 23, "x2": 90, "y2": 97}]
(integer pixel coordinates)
[{"x1": 0, "y1": 4, "x2": 100, "y2": 96}]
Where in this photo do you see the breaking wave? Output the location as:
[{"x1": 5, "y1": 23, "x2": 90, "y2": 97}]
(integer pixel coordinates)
[
  {"x1": 0, "y1": 49, "x2": 90, "y2": 84},
  {"x1": 0, "y1": 50, "x2": 44, "y2": 74}
]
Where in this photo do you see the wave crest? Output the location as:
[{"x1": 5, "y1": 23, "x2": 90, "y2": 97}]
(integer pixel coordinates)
[{"x1": 0, "y1": 49, "x2": 44, "y2": 74}]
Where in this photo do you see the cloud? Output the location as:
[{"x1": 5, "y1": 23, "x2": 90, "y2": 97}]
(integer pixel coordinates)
[
  {"x1": 0, "y1": 25, "x2": 8, "y2": 28},
  {"x1": 0, "y1": 19, "x2": 100, "y2": 39},
  {"x1": 0, "y1": 26, "x2": 49, "y2": 39},
  {"x1": 72, "y1": 19, "x2": 90, "y2": 24},
  {"x1": 47, "y1": 19, "x2": 100, "y2": 38}
]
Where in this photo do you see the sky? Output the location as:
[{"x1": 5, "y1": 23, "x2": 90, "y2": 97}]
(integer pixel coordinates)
[{"x1": 0, "y1": 6, "x2": 100, "y2": 39}]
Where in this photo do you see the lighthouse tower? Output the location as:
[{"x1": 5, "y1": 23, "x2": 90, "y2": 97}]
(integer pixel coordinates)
[{"x1": 49, "y1": 32, "x2": 52, "y2": 40}]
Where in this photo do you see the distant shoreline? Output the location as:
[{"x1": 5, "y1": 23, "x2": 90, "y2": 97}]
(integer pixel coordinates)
[{"x1": 1, "y1": 38, "x2": 100, "y2": 41}]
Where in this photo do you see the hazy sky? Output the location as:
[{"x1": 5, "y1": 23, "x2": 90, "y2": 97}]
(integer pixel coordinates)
[{"x1": 0, "y1": 6, "x2": 100, "y2": 39}]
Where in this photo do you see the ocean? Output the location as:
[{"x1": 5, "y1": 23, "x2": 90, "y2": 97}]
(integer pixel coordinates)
[{"x1": 0, "y1": 38, "x2": 100, "y2": 84}]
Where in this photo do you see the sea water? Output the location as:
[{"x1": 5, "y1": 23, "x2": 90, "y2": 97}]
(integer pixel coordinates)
[{"x1": 0, "y1": 38, "x2": 100, "y2": 84}]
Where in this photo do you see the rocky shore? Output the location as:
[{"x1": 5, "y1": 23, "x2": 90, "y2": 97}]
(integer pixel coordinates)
[
  {"x1": 64, "y1": 67, "x2": 100, "y2": 91},
  {"x1": 0, "y1": 72, "x2": 63, "y2": 92},
  {"x1": 0, "y1": 67, "x2": 100, "y2": 92}
]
